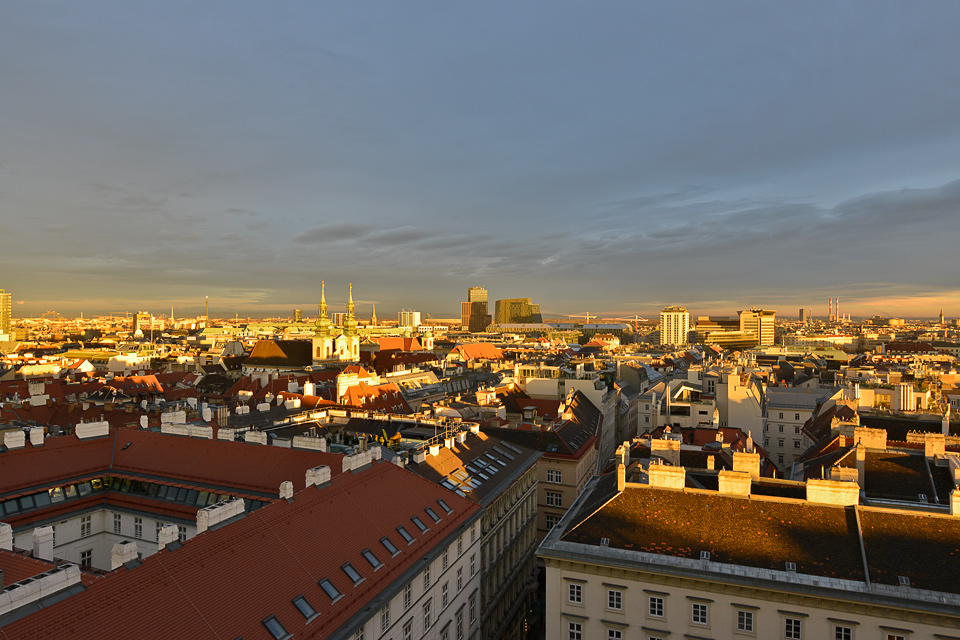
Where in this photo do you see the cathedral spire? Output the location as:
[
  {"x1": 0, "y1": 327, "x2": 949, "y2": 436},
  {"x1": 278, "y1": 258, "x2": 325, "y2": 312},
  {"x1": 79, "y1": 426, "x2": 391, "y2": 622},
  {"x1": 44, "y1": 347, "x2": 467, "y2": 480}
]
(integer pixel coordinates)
[
  {"x1": 315, "y1": 281, "x2": 332, "y2": 335},
  {"x1": 344, "y1": 283, "x2": 358, "y2": 335},
  {"x1": 371, "y1": 304, "x2": 377, "y2": 327}
]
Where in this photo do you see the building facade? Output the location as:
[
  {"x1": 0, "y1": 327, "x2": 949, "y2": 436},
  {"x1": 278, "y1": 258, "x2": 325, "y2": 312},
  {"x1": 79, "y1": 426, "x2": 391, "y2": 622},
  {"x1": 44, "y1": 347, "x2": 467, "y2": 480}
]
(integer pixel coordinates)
[
  {"x1": 0, "y1": 288, "x2": 11, "y2": 336},
  {"x1": 739, "y1": 308, "x2": 776, "y2": 346},
  {"x1": 494, "y1": 298, "x2": 543, "y2": 325},
  {"x1": 659, "y1": 306, "x2": 689, "y2": 346}
]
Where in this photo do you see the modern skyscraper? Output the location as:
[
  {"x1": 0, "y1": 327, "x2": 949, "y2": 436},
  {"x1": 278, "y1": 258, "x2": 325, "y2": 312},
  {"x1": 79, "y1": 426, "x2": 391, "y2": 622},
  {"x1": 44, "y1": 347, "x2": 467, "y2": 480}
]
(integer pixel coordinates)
[
  {"x1": 398, "y1": 309, "x2": 421, "y2": 328},
  {"x1": 493, "y1": 298, "x2": 542, "y2": 325},
  {"x1": 659, "y1": 306, "x2": 689, "y2": 346},
  {"x1": 462, "y1": 286, "x2": 491, "y2": 332},
  {"x1": 799, "y1": 308, "x2": 807, "y2": 323},
  {"x1": 0, "y1": 289, "x2": 11, "y2": 336},
  {"x1": 739, "y1": 308, "x2": 776, "y2": 346}
]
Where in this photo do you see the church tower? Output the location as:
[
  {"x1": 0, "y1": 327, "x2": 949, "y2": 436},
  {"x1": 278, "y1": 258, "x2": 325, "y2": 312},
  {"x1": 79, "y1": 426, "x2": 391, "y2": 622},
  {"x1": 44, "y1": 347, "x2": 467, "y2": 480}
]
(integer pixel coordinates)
[
  {"x1": 312, "y1": 281, "x2": 335, "y2": 362},
  {"x1": 371, "y1": 304, "x2": 378, "y2": 327}
]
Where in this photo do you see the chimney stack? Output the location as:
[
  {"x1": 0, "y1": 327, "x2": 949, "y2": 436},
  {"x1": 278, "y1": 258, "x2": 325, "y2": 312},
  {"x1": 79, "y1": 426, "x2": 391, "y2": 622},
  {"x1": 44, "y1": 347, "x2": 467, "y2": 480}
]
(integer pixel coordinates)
[
  {"x1": 279, "y1": 481, "x2": 294, "y2": 500},
  {"x1": 0, "y1": 523, "x2": 12, "y2": 551},
  {"x1": 33, "y1": 526, "x2": 54, "y2": 561},
  {"x1": 617, "y1": 463, "x2": 625, "y2": 492},
  {"x1": 111, "y1": 540, "x2": 138, "y2": 569},
  {"x1": 157, "y1": 524, "x2": 178, "y2": 551}
]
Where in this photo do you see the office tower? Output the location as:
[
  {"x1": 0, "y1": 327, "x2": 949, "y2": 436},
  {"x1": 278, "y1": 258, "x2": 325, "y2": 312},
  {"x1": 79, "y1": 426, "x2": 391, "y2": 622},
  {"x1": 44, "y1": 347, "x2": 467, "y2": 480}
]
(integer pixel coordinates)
[
  {"x1": 333, "y1": 312, "x2": 347, "y2": 327},
  {"x1": 799, "y1": 308, "x2": 807, "y2": 323},
  {"x1": 0, "y1": 289, "x2": 11, "y2": 335},
  {"x1": 659, "y1": 306, "x2": 689, "y2": 346},
  {"x1": 398, "y1": 309, "x2": 421, "y2": 328},
  {"x1": 493, "y1": 298, "x2": 543, "y2": 324},
  {"x1": 293, "y1": 309, "x2": 302, "y2": 323},
  {"x1": 739, "y1": 308, "x2": 776, "y2": 346},
  {"x1": 462, "y1": 286, "x2": 491, "y2": 332}
]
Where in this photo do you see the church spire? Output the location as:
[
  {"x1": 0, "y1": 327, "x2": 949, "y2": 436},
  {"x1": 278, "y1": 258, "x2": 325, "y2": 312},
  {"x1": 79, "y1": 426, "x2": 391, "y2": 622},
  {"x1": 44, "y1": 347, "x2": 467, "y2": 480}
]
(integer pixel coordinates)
[
  {"x1": 315, "y1": 281, "x2": 332, "y2": 335},
  {"x1": 344, "y1": 283, "x2": 358, "y2": 335},
  {"x1": 371, "y1": 304, "x2": 377, "y2": 327}
]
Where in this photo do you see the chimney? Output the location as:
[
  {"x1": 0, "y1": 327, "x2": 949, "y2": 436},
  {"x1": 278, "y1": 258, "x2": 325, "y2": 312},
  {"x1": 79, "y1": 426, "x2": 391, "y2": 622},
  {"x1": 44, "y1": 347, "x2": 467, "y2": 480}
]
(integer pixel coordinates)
[
  {"x1": 196, "y1": 498, "x2": 245, "y2": 533},
  {"x1": 111, "y1": 540, "x2": 138, "y2": 569},
  {"x1": 33, "y1": 526, "x2": 54, "y2": 561},
  {"x1": 855, "y1": 442, "x2": 866, "y2": 487},
  {"x1": 4, "y1": 430, "x2": 25, "y2": 450},
  {"x1": 28, "y1": 428, "x2": 44, "y2": 447},
  {"x1": 647, "y1": 462, "x2": 686, "y2": 490},
  {"x1": 305, "y1": 465, "x2": 332, "y2": 488},
  {"x1": 924, "y1": 432, "x2": 945, "y2": 458},
  {"x1": 951, "y1": 489, "x2": 960, "y2": 517},
  {"x1": 157, "y1": 524, "x2": 178, "y2": 551},
  {"x1": 0, "y1": 522, "x2": 12, "y2": 551},
  {"x1": 617, "y1": 463, "x2": 625, "y2": 492},
  {"x1": 807, "y1": 478, "x2": 860, "y2": 506},
  {"x1": 279, "y1": 481, "x2": 294, "y2": 500},
  {"x1": 412, "y1": 449, "x2": 427, "y2": 464},
  {"x1": 717, "y1": 470, "x2": 751, "y2": 496},
  {"x1": 732, "y1": 451, "x2": 761, "y2": 481},
  {"x1": 706, "y1": 454, "x2": 715, "y2": 470}
]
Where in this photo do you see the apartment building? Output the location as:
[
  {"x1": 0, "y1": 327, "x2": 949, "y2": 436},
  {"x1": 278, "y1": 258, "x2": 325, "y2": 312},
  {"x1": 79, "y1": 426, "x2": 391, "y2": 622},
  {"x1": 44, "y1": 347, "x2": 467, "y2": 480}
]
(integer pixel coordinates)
[
  {"x1": 540, "y1": 464, "x2": 960, "y2": 640},
  {"x1": 659, "y1": 306, "x2": 689, "y2": 346}
]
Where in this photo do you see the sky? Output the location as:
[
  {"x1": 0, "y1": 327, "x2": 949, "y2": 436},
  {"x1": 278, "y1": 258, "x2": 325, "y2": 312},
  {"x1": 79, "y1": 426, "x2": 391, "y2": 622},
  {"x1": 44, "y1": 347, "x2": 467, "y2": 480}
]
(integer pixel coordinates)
[{"x1": 2, "y1": 2, "x2": 959, "y2": 320}]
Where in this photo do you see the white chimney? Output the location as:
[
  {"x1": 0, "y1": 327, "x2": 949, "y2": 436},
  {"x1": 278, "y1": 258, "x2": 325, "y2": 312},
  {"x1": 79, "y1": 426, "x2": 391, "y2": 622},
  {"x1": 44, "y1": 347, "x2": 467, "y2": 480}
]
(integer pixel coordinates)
[
  {"x1": 33, "y1": 526, "x2": 54, "y2": 561},
  {"x1": 157, "y1": 524, "x2": 179, "y2": 550},
  {"x1": 305, "y1": 465, "x2": 331, "y2": 488},
  {"x1": 28, "y1": 428, "x2": 44, "y2": 447},
  {"x1": 0, "y1": 522, "x2": 12, "y2": 551},
  {"x1": 111, "y1": 540, "x2": 138, "y2": 570},
  {"x1": 279, "y1": 481, "x2": 294, "y2": 500}
]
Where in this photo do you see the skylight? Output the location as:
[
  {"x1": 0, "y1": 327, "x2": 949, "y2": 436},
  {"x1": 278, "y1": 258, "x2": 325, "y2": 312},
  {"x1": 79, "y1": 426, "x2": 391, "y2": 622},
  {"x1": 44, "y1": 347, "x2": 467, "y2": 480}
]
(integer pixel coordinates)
[
  {"x1": 362, "y1": 548, "x2": 383, "y2": 570},
  {"x1": 292, "y1": 595, "x2": 318, "y2": 621},
  {"x1": 397, "y1": 526, "x2": 415, "y2": 544},
  {"x1": 412, "y1": 516, "x2": 429, "y2": 532},
  {"x1": 503, "y1": 443, "x2": 523, "y2": 455},
  {"x1": 492, "y1": 446, "x2": 515, "y2": 461},
  {"x1": 318, "y1": 578, "x2": 342, "y2": 602},
  {"x1": 437, "y1": 499, "x2": 453, "y2": 514},
  {"x1": 425, "y1": 507, "x2": 441, "y2": 523},
  {"x1": 342, "y1": 563, "x2": 364, "y2": 585},
  {"x1": 380, "y1": 536, "x2": 400, "y2": 556},
  {"x1": 262, "y1": 615, "x2": 291, "y2": 640}
]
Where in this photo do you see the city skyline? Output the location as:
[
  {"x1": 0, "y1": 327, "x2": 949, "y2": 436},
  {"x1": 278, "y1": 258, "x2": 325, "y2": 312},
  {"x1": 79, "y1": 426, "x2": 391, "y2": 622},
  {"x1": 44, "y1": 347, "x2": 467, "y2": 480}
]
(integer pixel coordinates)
[{"x1": 3, "y1": 3, "x2": 960, "y2": 318}]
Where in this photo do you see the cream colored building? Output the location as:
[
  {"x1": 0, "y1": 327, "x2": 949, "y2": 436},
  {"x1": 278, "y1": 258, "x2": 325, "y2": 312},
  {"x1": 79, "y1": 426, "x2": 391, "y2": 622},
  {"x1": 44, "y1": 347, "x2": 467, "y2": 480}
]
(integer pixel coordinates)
[
  {"x1": 659, "y1": 306, "x2": 689, "y2": 346},
  {"x1": 540, "y1": 463, "x2": 960, "y2": 640},
  {"x1": 738, "y1": 307, "x2": 776, "y2": 346}
]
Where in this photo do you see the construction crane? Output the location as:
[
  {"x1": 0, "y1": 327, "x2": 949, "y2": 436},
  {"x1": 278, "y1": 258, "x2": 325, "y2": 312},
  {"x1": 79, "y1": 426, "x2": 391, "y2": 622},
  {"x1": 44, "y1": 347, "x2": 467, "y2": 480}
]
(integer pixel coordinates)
[
  {"x1": 610, "y1": 315, "x2": 649, "y2": 331},
  {"x1": 564, "y1": 313, "x2": 596, "y2": 324}
]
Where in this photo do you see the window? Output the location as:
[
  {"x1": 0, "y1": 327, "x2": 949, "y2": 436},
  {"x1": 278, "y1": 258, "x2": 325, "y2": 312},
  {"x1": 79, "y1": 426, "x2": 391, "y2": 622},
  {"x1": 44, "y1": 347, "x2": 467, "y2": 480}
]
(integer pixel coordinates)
[
  {"x1": 546, "y1": 491, "x2": 562, "y2": 507},
  {"x1": 546, "y1": 514, "x2": 560, "y2": 529},
  {"x1": 886, "y1": 635, "x2": 905, "y2": 640},
  {"x1": 607, "y1": 631, "x2": 622, "y2": 640},
  {"x1": 649, "y1": 596, "x2": 664, "y2": 618},
  {"x1": 778, "y1": 454, "x2": 784, "y2": 464},
  {"x1": 794, "y1": 440, "x2": 801, "y2": 449},
  {"x1": 397, "y1": 526, "x2": 415, "y2": 544},
  {"x1": 362, "y1": 549, "x2": 383, "y2": 570},
  {"x1": 354, "y1": 628, "x2": 364, "y2": 640},
  {"x1": 457, "y1": 536, "x2": 463, "y2": 556},
  {"x1": 778, "y1": 425, "x2": 784, "y2": 433},
  {"x1": 381, "y1": 536, "x2": 400, "y2": 556},
  {"x1": 402, "y1": 619, "x2": 413, "y2": 640},
  {"x1": 778, "y1": 412, "x2": 784, "y2": 419},
  {"x1": 178, "y1": 525, "x2": 187, "y2": 543},
  {"x1": 568, "y1": 583, "x2": 582, "y2": 603},
  {"x1": 343, "y1": 563, "x2": 364, "y2": 585},
  {"x1": 403, "y1": 583, "x2": 412, "y2": 610},
  {"x1": 51, "y1": 526, "x2": 56, "y2": 546},
  {"x1": 425, "y1": 507, "x2": 441, "y2": 523},
  {"x1": 469, "y1": 553, "x2": 476, "y2": 576},
  {"x1": 835, "y1": 627, "x2": 852, "y2": 640},
  {"x1": 423, "y1": 598, "x2": 432, "y2": 629},
  {"x1": 262, "y1": 615, "x2": 290, "y2": 640},
  {"x1": 737, "y1": 610, "x2": 754, "y2": 632},
  {"x1": 470, "y1": 523, "x2": 476, "y2": 544},
  {"x1": 469, "y1": 591, "x2": 476, "y2": 624},
  {"x1": 692, "y1": 602, "x2": 708, "y2": 625},
  {"x1": 380, "y1": 605, "x2": 390, "y2": 634},
  {"x1": 292, "y1": 595, "x2": 318, "y2": 621},
  {"x1": 785, "y1": 618, "x2": 802, "y2": 639},
  {"x1": 457, "y1": 567, "x2": 463, "y2": 591},
  {"x1": 441, "y1": 627, "x2": 449, "y2": 640},
  {"x1": 80, "y1": 515, "x2": 92, "y2": 538},
  {"x1": 156, "y1": 521, "x2": 164, "y2": 542},
  {"x1": 442, "y1": 581, "x2": 449, "y2": 608},
  {"x1": 438, "y1": 499, "x2": 453, "y2": 514},
  {"x1": 423, "y1": 565, "x2": 431, "y2": 590},
  {"x1": 412, "y1": 516, "x2": 429, "y2": 533},
  {"x1": 319, "y1": 578, "x2": 342, "y2": 602},
  {"x1": 80, "y1": 549, "x2": 92, "y2": 567},
  {"x1": 795, "y1": 413, "x2": 800, "y2": 421},
  {"x1": 795, "y1": 425, "x2": 801, "y2": 434},
  {"x1": 568, "y1": 622, "x2": 582, "y2": 640},
  {"x1": 442, "y1": 550, "x2": 448, "y2": 572},
  {"x1": 456, "y1": 609, "x2": 464, "y2": 640},
  {"x1": 134, "y1": 517, "x2": 143, "y2": 539},
  {"x1": 113, "y1": 513, "x2": 121, "y2": 534},
  {"x1": 608, "y1": 589, "x2": 622, "y2": 610},
  {"x1": 778, "y1": 438, "x2": 785, "y2": 447},
  {"x1": 547, "y1": 469, "x2": 562, "y2": 483}
]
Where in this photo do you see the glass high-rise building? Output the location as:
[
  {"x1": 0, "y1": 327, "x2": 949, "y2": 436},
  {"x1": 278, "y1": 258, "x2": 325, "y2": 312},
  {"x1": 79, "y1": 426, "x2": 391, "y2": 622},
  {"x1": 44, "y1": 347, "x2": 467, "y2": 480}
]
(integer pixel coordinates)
[
  {"x1": 494, "y1": 298, "x2": 542, "y2": 325},
  {"x1": 462, "y1": 287, "x2": 491, "y2": 332}
]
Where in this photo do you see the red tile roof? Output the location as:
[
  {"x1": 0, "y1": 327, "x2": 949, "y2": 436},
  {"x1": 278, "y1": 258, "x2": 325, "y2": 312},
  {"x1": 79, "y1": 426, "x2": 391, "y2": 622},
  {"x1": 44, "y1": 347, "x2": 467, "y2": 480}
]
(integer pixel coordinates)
[{"x1": 0, "y1": 461, "x2": 481, "y2": 640}]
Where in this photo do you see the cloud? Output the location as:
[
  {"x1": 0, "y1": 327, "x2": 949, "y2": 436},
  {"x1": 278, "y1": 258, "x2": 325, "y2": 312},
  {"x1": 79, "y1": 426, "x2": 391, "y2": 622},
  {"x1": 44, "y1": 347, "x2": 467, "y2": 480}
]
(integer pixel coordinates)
[{"x1": 294, "y1": 223, "x2": 369, "y2": 244}]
